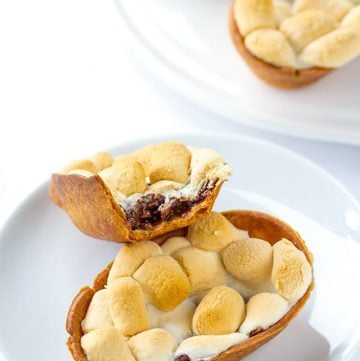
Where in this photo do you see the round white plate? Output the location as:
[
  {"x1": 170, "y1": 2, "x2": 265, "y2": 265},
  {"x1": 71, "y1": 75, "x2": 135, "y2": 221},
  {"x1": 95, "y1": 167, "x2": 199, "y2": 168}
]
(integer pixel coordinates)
[
  {"x1": 0, "y1": 134, "x2": 359, "y2": 361},
  {"x1": 114, "y1": 0, "x2": 360, "y2": 145}
]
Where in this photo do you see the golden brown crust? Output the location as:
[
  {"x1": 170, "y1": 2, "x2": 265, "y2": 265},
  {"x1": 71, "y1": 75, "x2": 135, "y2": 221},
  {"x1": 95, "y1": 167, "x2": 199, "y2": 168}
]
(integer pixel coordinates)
[
  {"x1": 50, "y1": 173, "x2": 223, "y2": 243},
  {"x1": 66, "y1": 210, "x2": 314, "y2": 361},
  {"x1": 229, "y1": 0, "x2": 331, "y2": 88},
  {"x1": 66, "y1": 287, "x2": 95, "y2": 361}
]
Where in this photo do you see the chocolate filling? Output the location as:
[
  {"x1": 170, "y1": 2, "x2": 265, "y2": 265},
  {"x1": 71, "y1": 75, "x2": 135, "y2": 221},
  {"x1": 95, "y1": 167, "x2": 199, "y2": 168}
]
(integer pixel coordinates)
[
  {"x1": 125, "y1": 180, "x2": 217, "y2": 230},
  {"x1": 249, "y1": 327, "x2": 264, "y2": 337},
  {"x1": 175, "y1": 356, "x2": 191, "y2": 361}
]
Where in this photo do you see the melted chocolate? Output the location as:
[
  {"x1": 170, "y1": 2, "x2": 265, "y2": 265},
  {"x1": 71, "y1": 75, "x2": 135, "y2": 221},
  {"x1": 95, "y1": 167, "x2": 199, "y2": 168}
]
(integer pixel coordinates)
[
  {"x1": 249, "y1": 327, "x2": 264, "y2": 337},
  {"x1": 175, "y1": 356, "x2": 191, "y2": 361},
  {"x1": 125, "y1": 180, "x2": 217, "y2": 230}
]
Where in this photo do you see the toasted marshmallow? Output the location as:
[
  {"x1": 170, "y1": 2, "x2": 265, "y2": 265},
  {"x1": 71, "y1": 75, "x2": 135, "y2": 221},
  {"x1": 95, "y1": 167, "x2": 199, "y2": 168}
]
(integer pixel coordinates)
[
  {"x1": 149, "y1": 141, "x2": 191, "y2": 184},
  {"x1": 222, "y1": 238, "x2": 273, "y2": 286},
  {"x1": 161, "y1": 237, "x2": 191, "y2": 256},
  {"x1": 187, "y1": 212, "x2": 247, "y2": 251},
  {"x1": 245, "y1": 29, "x2": 297, "y2": 68},
  {"x1": 67, "y1": 169, "x2": 94, "y2": 177},
  {"x1": 233, "y1": 0, "x2": 276, "y2": 36},
  {"x1": 81, "y1": 326, "x2": 136, "y2": 361},
  {"x1": 90, "y1": 151, "x2": 113, "y2": 172},
  {"x1": 342, "y1": 5, "x2": 360, "y2": 31},
  {"x1": 190, "y1": 148, "x2": 231, "y2": 187},
  {"x1": 192, "y1": 286, "x2": 245, "y2": 335},
  {"x1": 98, "y1": 160, "x2": 146, "y2": 197},
  {"x1": 61, "y1": 159, "x2": 98, "y2": 174},
  {"x1": 274, "y1": 0, "x2": 292, "y2": 24},
  {"x1": 172, "y1": 247, "x2": 226, "y2": 293},
  {"x1": 300, "y1": 27, "x2": 360, "y2": 68},
  {"x1": 107, "y1": 277, "x2": 150, "y2": 336},
  {"x1": 127, "y1": 328, "x2": 177, "y2": 361},
  {"x1": 280, "y1": 10, "x2": 339, "y2": 53},
  {"x1": 81, "y1": 289, "x2": 113, "y2": 334},
  {"x1": 148, "y1": 180, "x2": 184, "y2": 194},
  {"x1": 175, "y1": 333, "x2": 248, "y2": 360},
  {"x1": 133, "y1": 255, "x2": 190, "y2": 311},
  {"x1": 113, "y1": 144, "x2": 156, "y2": 176},
  {"x1": 108, "y1": 241, "x2": 162, "y2": 284},
  {"x1": 239, "y1": 293, "x2": 289, "y2": 335},
  {"x1": 147, "y1": 300, "x2": 196, "y2": 344},
  {"x1": 293, "y1": 0, "x2": 353, "y2": 20},
  {"x1": 271, "y1": 239, "x2": 312, "y2": 303}
]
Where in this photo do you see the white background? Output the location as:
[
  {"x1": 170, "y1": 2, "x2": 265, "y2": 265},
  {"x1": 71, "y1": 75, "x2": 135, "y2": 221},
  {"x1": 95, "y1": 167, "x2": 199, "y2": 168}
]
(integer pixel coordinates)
[{"x1": 0, "y1": 0, "x2": 359, "y2": 359}]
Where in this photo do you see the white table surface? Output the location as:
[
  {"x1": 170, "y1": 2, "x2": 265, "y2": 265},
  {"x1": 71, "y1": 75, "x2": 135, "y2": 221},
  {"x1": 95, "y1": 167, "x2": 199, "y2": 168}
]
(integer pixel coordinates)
[{"x1": 0, "y1": 0, "x2": 359, "y2": 360}]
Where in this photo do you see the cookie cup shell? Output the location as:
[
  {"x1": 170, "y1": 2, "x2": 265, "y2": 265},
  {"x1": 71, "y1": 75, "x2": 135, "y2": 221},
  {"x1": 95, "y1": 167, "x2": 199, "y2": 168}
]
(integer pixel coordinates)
[{"x1": 66, "y1": 210, "x2": 314, "y2": 361}]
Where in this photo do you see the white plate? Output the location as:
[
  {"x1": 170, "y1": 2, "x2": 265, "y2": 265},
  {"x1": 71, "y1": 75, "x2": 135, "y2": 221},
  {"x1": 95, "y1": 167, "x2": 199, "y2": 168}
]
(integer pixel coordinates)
[
  {"x1": 114, "y1": 0, "x2": 360, "y2": 145},
  {"x1": 0, "y1": 134, "x2": 359, "y2": 361}
]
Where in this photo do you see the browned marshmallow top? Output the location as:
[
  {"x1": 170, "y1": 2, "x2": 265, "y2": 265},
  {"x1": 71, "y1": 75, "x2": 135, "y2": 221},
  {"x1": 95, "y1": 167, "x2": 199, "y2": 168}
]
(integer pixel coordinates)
[
  {"x1": 80, "y1": 212, "x2": 312, "y2": 361},
  {"x1": 234, "y1": 0, "x2": 360, "y2": 69}
]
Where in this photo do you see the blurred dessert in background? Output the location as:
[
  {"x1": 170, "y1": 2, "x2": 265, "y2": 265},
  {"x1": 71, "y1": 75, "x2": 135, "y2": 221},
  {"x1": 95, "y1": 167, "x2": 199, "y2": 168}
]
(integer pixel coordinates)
[{"x1": 230, "y1": 0, "x2": 360, "y2": 88}]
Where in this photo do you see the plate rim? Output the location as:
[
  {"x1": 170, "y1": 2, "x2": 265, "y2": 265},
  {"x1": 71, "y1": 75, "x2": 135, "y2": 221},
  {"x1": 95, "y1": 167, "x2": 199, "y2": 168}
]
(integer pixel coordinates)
[{"x1": 113, "y1": 0, "x2": 360, "y2": 146}]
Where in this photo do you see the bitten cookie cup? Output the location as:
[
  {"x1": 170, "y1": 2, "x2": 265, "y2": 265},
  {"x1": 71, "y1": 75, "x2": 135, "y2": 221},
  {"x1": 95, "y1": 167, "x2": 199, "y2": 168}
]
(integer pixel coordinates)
[
  {"x1": 49, "y1": 142, "x2": 231, "y2": 243},
  {"x1": 66, "y1": 210, "x2": 314, "y2": 361},
  {"x1": 229, "y1": 0, "x2": 360, "y2": 88}
]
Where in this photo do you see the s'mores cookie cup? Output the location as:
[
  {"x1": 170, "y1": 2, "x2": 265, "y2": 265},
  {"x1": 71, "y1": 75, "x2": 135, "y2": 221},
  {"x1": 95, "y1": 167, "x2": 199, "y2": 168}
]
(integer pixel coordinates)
[
  {"x1": 66, "y1": 210, "x2": 314, "y2": 361},
  {"x1": 49, "y1": 141, "x2": 231, "y2": 243},
  {"x1": 229, "y1": 0, "x2": 360, "y2": 88}
]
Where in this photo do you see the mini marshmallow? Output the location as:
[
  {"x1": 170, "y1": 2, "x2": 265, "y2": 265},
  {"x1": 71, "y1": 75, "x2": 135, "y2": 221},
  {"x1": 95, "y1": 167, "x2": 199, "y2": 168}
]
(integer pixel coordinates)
[
  {"x1": 245, "y1": 29, "x2": 297, "y2": 68},
  {"x1": 271, "y1": 239, "x2": 312, "y2": 303},
  {"x1": 300, "y1": 27, "x2": 360, "y2": 67},
  {"x1": 342, "y1": 5, "x2": 360, "y2": 31},
  {"x1": 107, "y1": 277, "x2": 150, "y2": 336},
  {"x1": 233, "y1": 0, "x2": 276, "y2": 36},
  {"x1": 161, "y1": 237, "x2": 191, "y2": 256},
  {"x1": 81, "y1": 289, "x2": 113, "y2": 334},
  {"x1": 192, "y1": 286, "x2": 245, "y2": 335},
  {"x1": 113, "y1": 144, "x2": 156, "y2": 176},
  {"x1": 274, "y1": 0, "x2": 292, "y2": 24},
  {"x1": 222, "y1": 238, "x2": 273, "y2": 286},
  {"x1": 239, "y1": 293, "x2": 289, "y2": 335},
  {"x1": 81, "y1": 326, "x2": 136, "y2": 361},
  {"x1": 61, "y1": 159, "x2": 98, "y2": 174},
  {"x1": 127, "y1": 328, "x2": 177, "y2": 361},
  {"x1": 172, "y1": 247, "x2": 226, "y2": 293},
  {"x1": 90, "y1": 151, "x2": 113, "y2": 172},
  {"x1": 174, "y1": 333, "x2": 248, "y2": 360},
  {"x1": 280, "y1": 10, "x2": 339, "y2": 53},
  {"x1": 147, "y1": 300, "x2": 196, "y2": 344},
  {"x1": 149, "y1": 141, "x2": 191, "y2": 184},
  {"x1": 98, "y1": 160, "x2": 146, "y2": 197},
  {"x1": 293, "y1": 0, "x2": 353, "y2": 20},
  {"x1": 133, "y1": 255, "x2": 190, "y2": 311},
  {"x1": 108, "y1": 241, "x2": 162, "y2": 284},
  {"x1": 190, "y1": 148, "x2": 231, "y2": 187},
  {"x1": 187, "y1": 212, "x2": 248, "y2": 252},
  {"x1": 148, "y1": 180, "x2": 185, "y2": 194}
]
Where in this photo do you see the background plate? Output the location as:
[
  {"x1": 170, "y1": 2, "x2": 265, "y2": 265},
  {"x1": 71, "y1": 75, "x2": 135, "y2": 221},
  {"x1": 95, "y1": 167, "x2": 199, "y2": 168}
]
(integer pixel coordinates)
[
  {"x1": 0, "y1": 134, "x2": 359, "y2": 361},
  {"x1": 114, "y1": 0, "x2": 360, "y2": 145}
]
